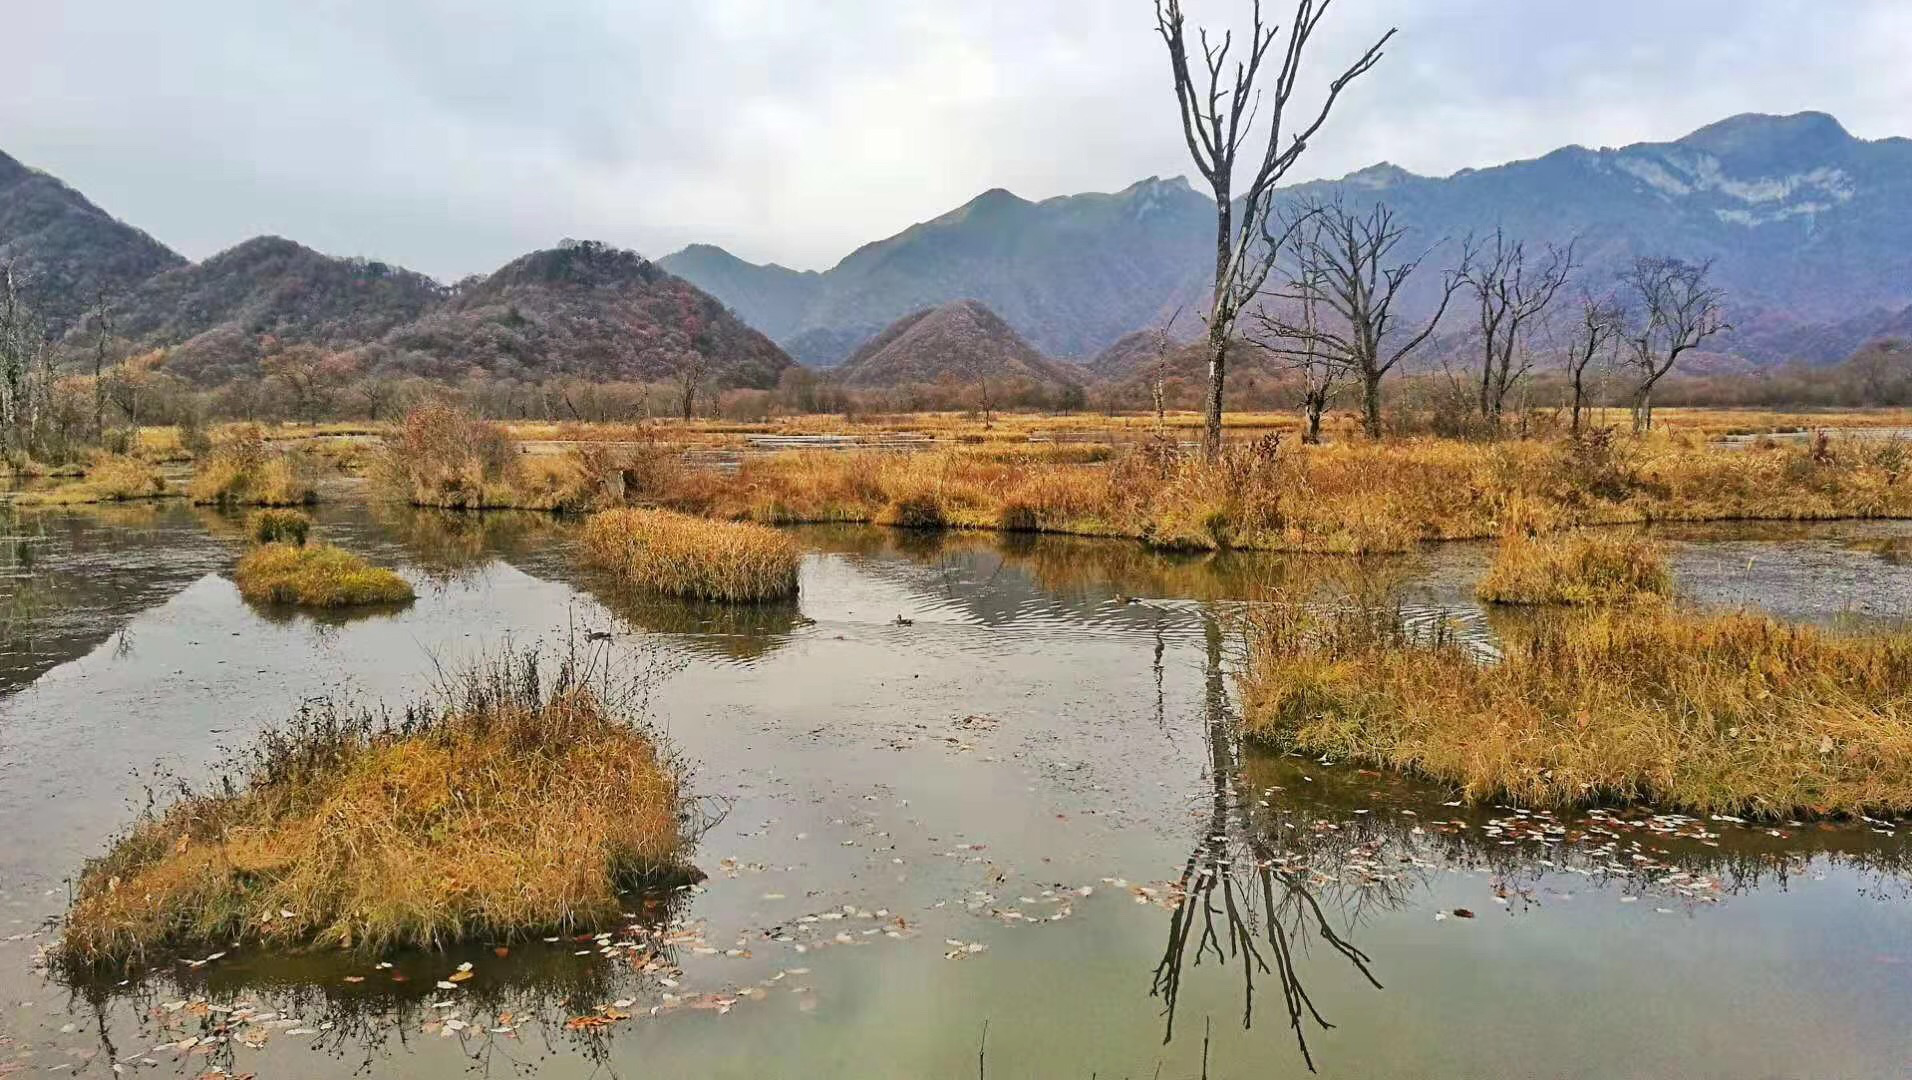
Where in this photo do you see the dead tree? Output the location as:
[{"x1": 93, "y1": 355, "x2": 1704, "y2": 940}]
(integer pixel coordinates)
[
  {"x1": 90, "y1": 289, "x2": 113, "y2": 441},
  {"x1": 1618, "y1": 256, "x2": 1728, "y2": 433},
  {"x1": 1564, "y1": 290, "x2": 1624, "y2": 436},
  {"x1": 1153, "y1": 0, "x2": 1392, "y2": 460},
  {"x1": 1460, "y1": 229, "x2": 1576, "y2": 432},
  {"x1": 1262, "y1": 199, "x2": 1460, "y2": 439},
  {"x1": 670, "y1": 349, "x2": 711, "y2": 421},
  {"x1": 1250, "y1": 272, "x2": 1344, "y2": 443},
  {"x1": 1147, "y1": 305, "x2": 1185, "y2": 428}
]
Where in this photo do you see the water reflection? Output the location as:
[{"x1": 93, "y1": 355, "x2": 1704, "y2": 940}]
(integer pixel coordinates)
[
  {"x1": 1150, "y1": 615, "x2": 1383, "y2": 1072},
  {"x1": 56, "y1": 888, "x2": 698, "y2": 1077}
]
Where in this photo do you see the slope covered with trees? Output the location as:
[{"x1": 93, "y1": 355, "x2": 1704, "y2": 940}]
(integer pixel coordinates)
[{"x1": 833, "y1": 300, "x2": 1085, "y2": 390}]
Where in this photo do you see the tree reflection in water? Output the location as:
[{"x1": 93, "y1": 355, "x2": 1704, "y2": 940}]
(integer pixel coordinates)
[{"x1": 1151, "y1": 612, "x2": 1390, "y2": 1073}]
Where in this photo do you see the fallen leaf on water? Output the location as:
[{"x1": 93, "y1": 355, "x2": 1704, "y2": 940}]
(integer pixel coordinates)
[{"x1": 1451, "y1": 909, "x2": 1475, "y2": 919}]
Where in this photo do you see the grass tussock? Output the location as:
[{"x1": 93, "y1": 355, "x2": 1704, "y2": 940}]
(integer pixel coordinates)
[
  {"x1": 1476, "y1": 531, "x2": 1673, "y2": 606},
  {"x1": 1240, "y1": 595, "x2": 1912, "y2": 818},
  {"x1": 235, "y1": 543, "x2": 414, "y2": 608},
  {"x1": 189, "y1": 426, "x2": 318, "y2": 507},
  {"x1": 249, "y1": 508, "x2": 312, "y2": 546},
  {"x1": 58, "y1": 649, "x2": 691, "y2": 967},
  {"x1": 12, "y1": 457, "x2": 170, "y2": 506},
  {"x1": 582, "y1": 508, "x2": 800, "y2": 603}
]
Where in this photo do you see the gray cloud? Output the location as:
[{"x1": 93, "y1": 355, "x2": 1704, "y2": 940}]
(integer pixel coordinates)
[{"x1": 6, "y1": 0, "x2": 1905, "y2": 279}]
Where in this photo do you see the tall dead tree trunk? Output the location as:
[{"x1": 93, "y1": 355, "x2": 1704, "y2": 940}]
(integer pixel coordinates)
[
  {"x1": 1153, "y1": 0, "x2": 1392, "y2": 461},
  {"x1": 1565, "y1": 290, "x2": 1622, "y2": 436}
]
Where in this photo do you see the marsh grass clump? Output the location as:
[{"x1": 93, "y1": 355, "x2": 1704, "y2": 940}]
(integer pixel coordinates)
[
  {"x1": 582, "y1": 508, "x2": 800, "y2": 603},
  {"x1": 1477, "y1": 531, "x2": 1672, "y2": 606},
  {"x1": 57, "y1": 648, "x2": 694, "y2": 968},
  {"x1": 375, "y1": 403, "x2": 620, "y2": 512},
  {"x1": 249, "y1": 508, "x2": 312, "y2": 547},
  {"x1": 235, "y1": 544, "x2": 414, "y2": 608},
  {"x1": 1241, "y1": 594, "x2": 1912, "y2": 818},
  {"x1": 189, "y1": 426, "x2": 318, "y2": 507},
  {"x1": 12, "y1": 456, "x2": 170, "y2": 507}
]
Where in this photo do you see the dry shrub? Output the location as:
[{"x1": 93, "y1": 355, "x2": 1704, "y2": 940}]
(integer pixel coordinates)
[
  {"x1": 1477, "y1": 531, "x2": 1672, "y2": 606},
  {"x1": 378, "y1": 404, "x2": 620, "y2": 511},
  {"x1": 58, "y1": 648, "x2": 691, "y2": 966},
  {"x1": 235, "y1": 544, "x2": 414, "y2": 607},
  {"x1": 249, "y1": 509, "x2": 312, "y2": 547},
  {"x1": 13, "y1": 456, "x2": 168, "y2": 506},
  {"x1": 582, "y1": 508, "x2": 800, "y2": 603},
  {"x1": 1242, "y1": 595, "x2": 1912, "y2": 818},
  {"x1": 189, "y1": 426, "x2": 318, "y2": 507}
]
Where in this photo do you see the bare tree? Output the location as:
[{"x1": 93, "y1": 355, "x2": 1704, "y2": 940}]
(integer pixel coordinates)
[
  {"x1": 670, "y1": 349, "x2": 711, "y2": 421},
  {"x1": 89, "y1": 289, "x2": 114, "y2": 441},
  {"x1": 1618, "y1": 256, "x2": 1728, "y2": 432},
  {"x1": 1147, "y1": 305, "x2": 1185, "y2": 428},
  {"x1": 1460, "y1": 229, "x2": 1576, "y2": 432},
  {"x1": 1250, "y1": 273, "x2": 1344, "y2": 443},
  {"x1": 1259, "y1": 199, "x2": 1461, "y2": 439},
  {"x1": 1564, "y1": 290, "x2": 1624, "y2": 436},
  {"x1": 1153, "y1": 0, "x2": 1393, "y2": 460}
]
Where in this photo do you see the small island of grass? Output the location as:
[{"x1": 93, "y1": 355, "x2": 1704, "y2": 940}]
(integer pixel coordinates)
[
  {"x1": 582, "y1": 507, "x2": 800, "y2": 603},
  {"x1": 57, "y1": 651, "x2": 693, "y2": 967},
  {"x1": 235, "y1": 542, "x2": 414, "y2": 607},
  {"x1": 1476, "y1": 530, "x2": 1673, "y2": 606},
  {"x1": 1241, "y1": 596, "x2": 1912, "y2": 819}
]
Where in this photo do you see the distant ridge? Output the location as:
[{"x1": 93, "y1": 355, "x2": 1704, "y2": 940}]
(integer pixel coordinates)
[
  {"x1": 834, "y1": 300, "x2": 1086, "y2": 390},
  {"x1": 667, "y1": 112, "x2": 1912, "y2": 369}
]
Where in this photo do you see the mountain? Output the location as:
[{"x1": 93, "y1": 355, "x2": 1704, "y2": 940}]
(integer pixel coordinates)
[
  {"x1": 668, "y1": 112, "x2": 1912, "y2": 369},
  {"x1": 99, "y1": 235, "x2": 446, "y2": 384},
  {"x1": 662, "y1": 177, "x2": 1210, "y2": 365},
  {"x1": 364, "y1": 241, "x2": 793, "y2": 388},
  {"x1": 833, "y1": 300, "x2": 1085, "y2": 389},
  {"x1": 0, "y1": 149, "x2": 185, "y2": 333}
]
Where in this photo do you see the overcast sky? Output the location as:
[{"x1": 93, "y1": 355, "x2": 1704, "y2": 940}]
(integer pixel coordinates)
[{"x1": 7, "y1": 1, "x2": 1907, "y2": 279}]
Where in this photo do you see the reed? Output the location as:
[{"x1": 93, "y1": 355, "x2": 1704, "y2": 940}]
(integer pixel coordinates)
[{"x1": 248, "y1": 508, "x2": 313, "y2": 546}]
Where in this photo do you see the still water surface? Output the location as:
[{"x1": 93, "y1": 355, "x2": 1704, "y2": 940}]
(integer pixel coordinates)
[{"x1": 2, "y1": 501, "x2": 1912, "y2": 1078}]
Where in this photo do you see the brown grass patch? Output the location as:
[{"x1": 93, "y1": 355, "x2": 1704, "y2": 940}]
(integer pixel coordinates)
[
  {"x1": 249, "y1": 509, "x2": 313, "y2": 546},
  {"x1": 582, "y1": 508, "x2": 800, "y2": 603},
  {"x1": 12, "y1": 457, "x2": 170, "y2": 506},
  {"x1": 1241, "y1": 595, "x2": 1912, "y2": 818},
  {"x1": 1477, "y1": 531, "x2": 1673, "y2": 606},
  {"x1": 235, "y1": 544, "x2": 414, "y2": 608},
  {"x1": 189, "y1": 426, "x2": 318, "y2": 507},
  {"x1": 57, "y1": 649, "x2": 692, "y2": 967}
]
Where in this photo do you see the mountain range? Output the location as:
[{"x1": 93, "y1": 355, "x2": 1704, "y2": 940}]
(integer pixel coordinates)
[
  {"x1": 4, "y1": 110, "x2": 1909, "y2": 395},
  {"x1": 663, "y1": 112, "x2": 1912, "y2": 369},
  {"x1": 0, "y1": 152, "x2": 791, "y2": 391}
]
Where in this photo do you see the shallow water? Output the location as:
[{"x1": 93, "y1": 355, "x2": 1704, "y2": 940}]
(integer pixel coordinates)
[{"x1": 3, "y1": 502, "x2": 1912, "y2": 1078}]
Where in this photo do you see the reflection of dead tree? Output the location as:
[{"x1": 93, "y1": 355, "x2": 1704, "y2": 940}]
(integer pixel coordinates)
[{"x1": 1150, "y1": 614, "x2": 1382, "y2": 1072}]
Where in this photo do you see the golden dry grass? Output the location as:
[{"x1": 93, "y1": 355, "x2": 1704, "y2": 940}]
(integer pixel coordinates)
[
  {"x1": 189, "y1": 426, "x2": 318, "y2": 507},
  {"x1": 633, "y1": 431, "x2": 1912, "y2": 554},
  {"x1": 581, "y1": 508, "x2": 800, "y2": 603},
  {"x1": 1240, "y1": 597, "x2": 1912, "y2": 818},
  {"x1": 11, "y1": 457, "x2": 170, "y2": 506},
  {"x1": 235, "y1": 543, "x2": 414, "y2": 608},
  {"x1": 248, "y1": 508, "x2": 312, "y2": 546},
  {"x1": 58, "y1": 651, "x2": 689, "y2": 966},
  {"x1": 1476, "y1": 531, "x2": 1673, "y2": 606},
  {"x1": 374, "y1": 404, "x2": 617, "y2": 511}
]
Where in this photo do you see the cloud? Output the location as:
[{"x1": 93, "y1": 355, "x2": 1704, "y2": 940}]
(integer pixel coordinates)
[{"x1": 5, "y1": 0, "x2": 1904, "y2": 278}]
